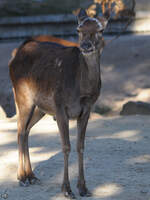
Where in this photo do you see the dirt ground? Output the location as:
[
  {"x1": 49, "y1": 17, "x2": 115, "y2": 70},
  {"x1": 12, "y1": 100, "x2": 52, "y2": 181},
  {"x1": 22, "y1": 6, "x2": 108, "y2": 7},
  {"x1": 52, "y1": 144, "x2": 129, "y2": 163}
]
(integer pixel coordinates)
[{"x1": 1, "y1": 114, "x2": 150, "y2": 200}]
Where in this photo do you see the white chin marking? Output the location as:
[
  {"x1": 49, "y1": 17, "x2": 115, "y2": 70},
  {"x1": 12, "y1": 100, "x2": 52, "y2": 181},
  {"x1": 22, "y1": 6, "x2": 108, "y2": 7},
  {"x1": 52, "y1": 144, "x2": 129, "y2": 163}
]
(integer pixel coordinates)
[
  {"x1": 82, "y1": 51, "x2": 95, "y2": 56},
  {"x1": 82, "y1": 49, "x2": 103, "y2": 56}
]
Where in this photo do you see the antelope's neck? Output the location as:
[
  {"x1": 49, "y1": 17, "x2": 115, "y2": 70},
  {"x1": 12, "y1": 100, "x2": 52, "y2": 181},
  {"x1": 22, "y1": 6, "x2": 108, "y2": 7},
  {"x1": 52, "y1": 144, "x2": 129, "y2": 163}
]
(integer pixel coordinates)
[
  {"x1": 83, "y1": 51, "x2": 101, "y2": 82},
  {"x1": 79, "y1": 51, "x2": 101, "y2": 99}
]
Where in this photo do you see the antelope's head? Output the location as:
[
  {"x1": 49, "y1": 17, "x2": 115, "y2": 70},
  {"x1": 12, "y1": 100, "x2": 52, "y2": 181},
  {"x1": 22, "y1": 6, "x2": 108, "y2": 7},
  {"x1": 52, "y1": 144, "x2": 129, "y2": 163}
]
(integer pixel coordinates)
[{"x1": 77, "y1": 8, "x2": 109, "y2": 55}]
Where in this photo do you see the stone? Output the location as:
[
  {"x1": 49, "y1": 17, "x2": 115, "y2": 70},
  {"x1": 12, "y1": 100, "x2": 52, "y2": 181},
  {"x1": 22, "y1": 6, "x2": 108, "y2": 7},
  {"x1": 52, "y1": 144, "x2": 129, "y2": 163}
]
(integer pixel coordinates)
[
  {"x1": 120, "y1": 101, "x2": 150, "y2": 115},
  {"x1": 0, "y1": 90, "x2": 16, "y2": 119},
  {"x1": 92, "y1": 104, "x2": 111, "y2": 115}
]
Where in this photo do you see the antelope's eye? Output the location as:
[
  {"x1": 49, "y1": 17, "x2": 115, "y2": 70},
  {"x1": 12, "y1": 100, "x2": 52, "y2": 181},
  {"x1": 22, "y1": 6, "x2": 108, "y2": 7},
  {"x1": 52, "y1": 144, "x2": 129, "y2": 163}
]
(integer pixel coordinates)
[{"x1": 99, "y1": 29, "x2": 104, "y2": 34}]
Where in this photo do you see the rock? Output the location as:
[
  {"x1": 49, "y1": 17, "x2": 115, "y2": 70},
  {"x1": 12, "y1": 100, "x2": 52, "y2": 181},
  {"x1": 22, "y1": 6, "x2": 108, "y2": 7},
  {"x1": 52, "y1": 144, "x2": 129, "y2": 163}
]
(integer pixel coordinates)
[
  {"x1": 92, "y1": 104, "x2": 111, "y2": 115},
  {"x1": 1, "y1": 193, "x2": 8, "y2": 199},
  {"x1": 120, "y1": 101, "x2": 150, "y2": 115},
  {"x1": 0, "y1": 90, "x2": 16, "y2": 119}
]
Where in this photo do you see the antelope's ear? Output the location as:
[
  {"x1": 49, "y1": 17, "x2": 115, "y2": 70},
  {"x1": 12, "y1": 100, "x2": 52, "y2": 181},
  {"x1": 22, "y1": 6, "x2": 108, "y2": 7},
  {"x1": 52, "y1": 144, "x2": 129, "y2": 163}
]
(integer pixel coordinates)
[
  {"x1": 77, "y1": 8, "x2": 88, "y2": 24},
  {"x1": 97, "y1": 17, "x2": 108, "y2": 30},
  {"x1": 97, "y1": 10, "x2": 110, "y2": 29}
]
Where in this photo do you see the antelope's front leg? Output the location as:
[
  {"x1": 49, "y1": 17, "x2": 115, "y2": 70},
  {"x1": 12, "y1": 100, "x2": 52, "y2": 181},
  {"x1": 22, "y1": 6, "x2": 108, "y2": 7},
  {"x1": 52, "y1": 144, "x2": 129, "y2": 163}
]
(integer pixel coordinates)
[
  {"x1": 77, "y1": 109, "x2": 92, "y2": 197},
  {"x1": 56, "y1": 108, "x2": 75, "y2": 199}
]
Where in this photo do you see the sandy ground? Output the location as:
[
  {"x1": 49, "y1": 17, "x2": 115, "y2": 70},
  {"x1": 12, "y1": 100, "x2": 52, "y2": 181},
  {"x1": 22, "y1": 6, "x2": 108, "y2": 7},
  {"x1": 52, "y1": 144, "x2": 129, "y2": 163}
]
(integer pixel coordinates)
[{"x1": 1, "y1": 114, "x2": 150, "y2": 200}]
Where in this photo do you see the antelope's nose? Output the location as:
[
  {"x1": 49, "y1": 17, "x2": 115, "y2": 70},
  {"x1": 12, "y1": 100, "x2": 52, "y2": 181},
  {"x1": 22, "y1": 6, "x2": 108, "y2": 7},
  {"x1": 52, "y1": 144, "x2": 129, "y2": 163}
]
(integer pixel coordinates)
[{"x1": 80, "y1": 42, "x2": 93, "y2": 51}]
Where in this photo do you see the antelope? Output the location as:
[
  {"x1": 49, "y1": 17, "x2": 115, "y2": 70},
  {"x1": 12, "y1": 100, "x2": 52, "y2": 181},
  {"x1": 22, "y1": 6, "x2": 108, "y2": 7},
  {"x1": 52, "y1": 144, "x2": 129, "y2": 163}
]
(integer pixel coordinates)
[{"x1": 9, "y1": 9, "x2": 109, "y2": 199}]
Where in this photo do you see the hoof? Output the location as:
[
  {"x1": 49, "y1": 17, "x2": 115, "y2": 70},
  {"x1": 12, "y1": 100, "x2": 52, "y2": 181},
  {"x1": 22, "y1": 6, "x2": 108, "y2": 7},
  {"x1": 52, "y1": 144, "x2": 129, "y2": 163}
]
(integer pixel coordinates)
[
  {"x1": 62, "y1": 184, "x2": 76, "y2": 199},
  {"x1": 28, "y1": 176, "x2": 41, "y2": 185},
  {"x1": 18, "y1": 175, "x2": 40, "y2": 186},
  {"x1": 63, "y1": 191, "x2": 76, "y2": 199},
  {"x1": 78, "y1": 187, "x2": 92, "y2": 197},
  {"x1": 19, "y1": 179, "x2": 30, "y2": 187}
]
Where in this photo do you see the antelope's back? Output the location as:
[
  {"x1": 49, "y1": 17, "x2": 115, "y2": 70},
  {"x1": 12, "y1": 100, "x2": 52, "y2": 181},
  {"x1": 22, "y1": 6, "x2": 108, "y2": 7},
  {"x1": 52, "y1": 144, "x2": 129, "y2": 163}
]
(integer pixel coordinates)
[{"x1": 9, "y1": 40, "x2": 81, "y2": 92}]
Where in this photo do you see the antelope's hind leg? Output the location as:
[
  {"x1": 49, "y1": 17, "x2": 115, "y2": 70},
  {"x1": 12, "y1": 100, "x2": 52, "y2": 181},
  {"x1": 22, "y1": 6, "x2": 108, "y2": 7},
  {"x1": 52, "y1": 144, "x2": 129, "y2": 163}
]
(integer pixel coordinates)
[
  {"x1": 17, "y1": 102, "x2": 44, "y2": 186},
  {"x1": 24, "y1": 107, "x2": 45, "y2": 185}
]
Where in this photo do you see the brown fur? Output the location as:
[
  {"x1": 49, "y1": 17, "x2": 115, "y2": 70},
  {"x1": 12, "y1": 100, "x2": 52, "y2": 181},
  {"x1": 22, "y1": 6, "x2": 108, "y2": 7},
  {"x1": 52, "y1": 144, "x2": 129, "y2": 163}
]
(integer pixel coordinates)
[{"x1": 33, "y1": 35, "x2": 79, "y2": 47}]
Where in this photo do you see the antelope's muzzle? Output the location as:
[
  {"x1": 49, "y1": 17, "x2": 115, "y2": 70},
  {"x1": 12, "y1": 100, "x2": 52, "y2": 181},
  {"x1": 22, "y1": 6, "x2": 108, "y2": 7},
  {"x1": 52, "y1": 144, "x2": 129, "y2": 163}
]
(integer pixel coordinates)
[{"x1": 80, "y1": 41, "x2": 94, "y2": 54}]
